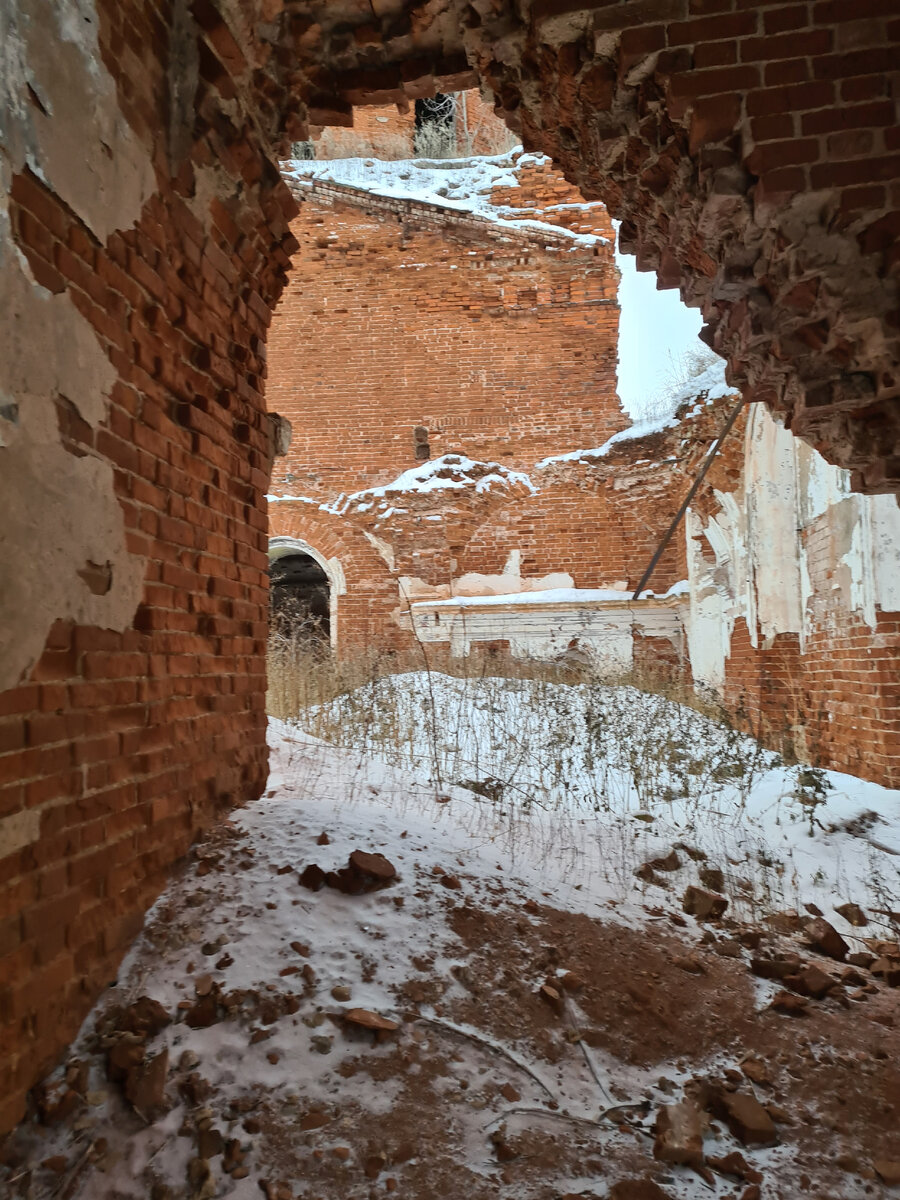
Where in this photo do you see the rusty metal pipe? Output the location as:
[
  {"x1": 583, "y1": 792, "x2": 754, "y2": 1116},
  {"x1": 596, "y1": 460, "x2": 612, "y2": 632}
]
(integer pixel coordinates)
[{"x1": 631, "y1": 395, "x2": 746, "y2": 601}]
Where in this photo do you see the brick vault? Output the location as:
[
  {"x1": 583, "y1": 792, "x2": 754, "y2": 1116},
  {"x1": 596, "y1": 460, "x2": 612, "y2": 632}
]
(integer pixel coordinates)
[{"x1": 0, "y1": 0, "x2": 898, "y2": 1131}]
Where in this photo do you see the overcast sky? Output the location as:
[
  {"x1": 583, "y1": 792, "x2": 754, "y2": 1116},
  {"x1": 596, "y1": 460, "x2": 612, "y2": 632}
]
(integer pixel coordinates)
[{"x1": 613, "y1": 228, "x2": 707, "y2": 420}]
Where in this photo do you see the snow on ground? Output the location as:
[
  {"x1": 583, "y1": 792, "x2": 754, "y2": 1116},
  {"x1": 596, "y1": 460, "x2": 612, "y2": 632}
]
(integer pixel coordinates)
[
  {"x1": 300, "y1": 672, "x2": 900, "y2": 929},
  {"x1": 283, "y1": 150, "x2": 523, "y2": 206},
  {"x1": 6, "y1": 676, "x2": 899, "y2": 1200}
]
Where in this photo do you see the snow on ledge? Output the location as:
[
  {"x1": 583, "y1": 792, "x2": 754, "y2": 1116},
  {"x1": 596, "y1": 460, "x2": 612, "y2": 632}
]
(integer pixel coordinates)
[
  {"x1": 537, "y1": 359, "x2": 737, "y2": 469},
  {"x1": 535, "y1": 420, "x2": 678, "y2": 469},
  {"x1": 667, "y1": 357, "x2": 735, "y2": 413},
  {"x1": 327, "y1": 453, "x2": 537, "y2": 515},
  {"x1": 266, "y1": 493, "x2": 325, "y2": 506},
  {"x1": 412, "y1": 580, "x2": 690, "y2": 609},
  {"x1": 282, "y1": 151, "x2": 609, "y2": 248}
]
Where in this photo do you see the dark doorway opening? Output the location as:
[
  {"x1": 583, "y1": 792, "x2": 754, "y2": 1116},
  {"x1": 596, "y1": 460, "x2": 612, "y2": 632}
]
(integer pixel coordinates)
[{"x1": 269, "y1": 552, "x2": 330, "y2": 642}]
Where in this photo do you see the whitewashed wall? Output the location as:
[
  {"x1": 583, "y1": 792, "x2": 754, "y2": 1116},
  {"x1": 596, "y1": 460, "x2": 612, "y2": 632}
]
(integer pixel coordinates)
[{"x1": 685, "y1": 405, "x2": 900, "y2": 691}]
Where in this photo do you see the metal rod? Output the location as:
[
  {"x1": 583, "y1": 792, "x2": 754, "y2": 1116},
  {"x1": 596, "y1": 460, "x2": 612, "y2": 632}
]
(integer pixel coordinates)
[{"x1": 631, "y1": 394, "x2": 746, "y2": 601}]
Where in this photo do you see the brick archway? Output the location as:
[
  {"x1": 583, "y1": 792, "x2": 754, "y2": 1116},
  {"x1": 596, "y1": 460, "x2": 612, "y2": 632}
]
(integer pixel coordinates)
[
  {"x1": 268, "y1": 535, "x2": 345, "y2": 649},
  {"x1": 1, "y1": 0, "x2": 898, "y2": 1132},
  {"x1": 254, "y1": 2, "x2": 899, "y2": 494},
  {"x1": 267, "y1": 505, "x2": 401, "y2": 652}
]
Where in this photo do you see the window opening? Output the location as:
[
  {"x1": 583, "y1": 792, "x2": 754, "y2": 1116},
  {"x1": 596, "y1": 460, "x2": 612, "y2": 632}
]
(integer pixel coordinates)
[{"x1": 414, "y1": 94, "x2": 456, "y2": 157}]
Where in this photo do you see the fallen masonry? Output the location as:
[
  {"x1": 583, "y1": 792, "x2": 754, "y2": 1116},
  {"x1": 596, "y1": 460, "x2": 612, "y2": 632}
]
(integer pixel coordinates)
[{"x1": 2, "y1": 728, "x2": 899, "y2": 1198}]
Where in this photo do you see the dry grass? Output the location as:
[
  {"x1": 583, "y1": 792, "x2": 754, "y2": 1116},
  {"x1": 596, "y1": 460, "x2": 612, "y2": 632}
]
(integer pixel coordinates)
[{"x1": 265, "y1": 631, "x2": 900, "y2": 928}]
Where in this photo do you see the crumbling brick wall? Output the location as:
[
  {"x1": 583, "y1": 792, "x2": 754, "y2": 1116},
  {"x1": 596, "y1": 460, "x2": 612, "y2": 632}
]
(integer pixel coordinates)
[
  {"x1": 309, "y1": 88, "x2": 512, "y2": 160},
  {"x1": 1, "y1": 0, "x2": 899, "y2": 1139},
  {"x1": 259, "y1": 0, "x2": 900, "y2": 494},
  {"x1": 268, "y1": 170, "x2": 621, "y2": 501},
  {"x1": 0, "y1": 0, "x2": 300, "y2": 1133},
  {"x1": 696, "y1": 405, "x2": 900, "y2": 786}
]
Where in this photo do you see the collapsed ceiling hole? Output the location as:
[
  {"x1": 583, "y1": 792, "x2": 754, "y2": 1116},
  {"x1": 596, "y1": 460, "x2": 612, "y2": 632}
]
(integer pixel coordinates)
[{"x1": 414, "y1": 93, "x2": 455, "y2": 157}]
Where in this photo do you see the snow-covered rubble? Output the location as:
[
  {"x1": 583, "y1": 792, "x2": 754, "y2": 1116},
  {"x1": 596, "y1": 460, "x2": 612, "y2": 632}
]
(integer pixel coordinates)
[
  {"x1": 6, "y1": 679, "x2": 898, "y2": 1200},
  {"x1": 282, "y1": 150, "x2": 609, "y2": 248},
  {"x1": 327, "y1": 453, "x2": 537, "y2": 516},
  {"x1": 301, "y1": 672, "x2": 900, "y2": 927}
]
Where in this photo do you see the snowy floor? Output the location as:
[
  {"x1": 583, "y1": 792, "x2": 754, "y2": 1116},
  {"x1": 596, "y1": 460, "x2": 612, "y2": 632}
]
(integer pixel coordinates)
[
  {"x1": 5, "y1": 676, "x2": 900, "y2": 1199},
  {"x1": 300, "y1": 673, "x2": 900, "y2": 932}
]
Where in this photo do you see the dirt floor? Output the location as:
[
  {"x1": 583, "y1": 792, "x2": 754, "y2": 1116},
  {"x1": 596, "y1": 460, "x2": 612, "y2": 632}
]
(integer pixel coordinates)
[{"x1": 2, "y1": 732, "x2": 899, "y2": 1200}]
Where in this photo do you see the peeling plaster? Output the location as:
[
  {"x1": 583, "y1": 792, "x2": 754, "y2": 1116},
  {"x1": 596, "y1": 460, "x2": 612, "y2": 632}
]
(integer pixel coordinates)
[
  {"x1": 2, "y1": 0, "x2": 155, "y2": 242},
  {"x1": 362, "y1": 531, "x2": 396, "y2": 572},
  {"x1": 0, "y1": 807, "x2": 41, "y2": 859},
  {"x1": 744, "y1": 406, "x2": 803, "y2": 642},
  {"x1": 0, "y1": 0, "x2": 153, "y2": 691},
  {"x1": 685, "y1": 405, "x2": 900, "y2": 692},
  {"x1": 869, "y1": 495, "x2": 900, "y2": 614},
  {"x1": 397, "y1": 569, "x2": 575, "y2": 607},
  {"x1": 452, "y1": 570, "x2": 573, "y2": 597},
  {"x1": 410, "y1": 595, "x2": 685, "y2": 668}
]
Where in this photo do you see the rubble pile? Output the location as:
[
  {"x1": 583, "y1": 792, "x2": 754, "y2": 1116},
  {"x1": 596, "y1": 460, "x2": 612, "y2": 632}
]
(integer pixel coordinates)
[{"x1": 1, "y1": 807, "x2": 897, "y2": 1200}]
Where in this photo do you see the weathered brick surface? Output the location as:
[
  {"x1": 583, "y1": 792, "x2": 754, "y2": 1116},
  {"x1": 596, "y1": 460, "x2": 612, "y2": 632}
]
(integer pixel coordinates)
[
  {"x1": 0, "y1": 0, "x2": 301, "y2": 1132},
  {"x1": 1, "y1": 0, "x2": 898, "y2": 1139},
  {"x1": 268, "y1": 162, "x2": 621, "y2": 499},
  {"x1": 257, "y1": 0, "x2": 900, "y2": 493},
  {"x1": 311, "y1": 89, "x2": 510, "y2": 159},
  {"x1": 723, "y1": 614, "x2": 900, "y2": 788}
]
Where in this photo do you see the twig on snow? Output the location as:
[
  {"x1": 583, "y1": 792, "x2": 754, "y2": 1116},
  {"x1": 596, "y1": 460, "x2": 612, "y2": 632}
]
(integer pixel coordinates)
[
  {"x1": 51, "y1": 1139, "x2": 94, "y2": 1200},
  {"x1": 483, "y1": 1105, "x2": 603, "y2": 1133},
  {"x1": 560, "y1": 992, "x2": 614, "y2": 1106},
  {"x1": 417, "y1": 1014, "x2": 557, "y2": 1100}
]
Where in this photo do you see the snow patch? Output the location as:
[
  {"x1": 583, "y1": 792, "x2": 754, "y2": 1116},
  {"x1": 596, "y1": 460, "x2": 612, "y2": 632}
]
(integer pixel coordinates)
[
  {"x1": 327, "y1": 453, "x2": 537, "y2": 516},
  {"x1": 283, "y1": 151, "x2": 608, "y2": 248}
]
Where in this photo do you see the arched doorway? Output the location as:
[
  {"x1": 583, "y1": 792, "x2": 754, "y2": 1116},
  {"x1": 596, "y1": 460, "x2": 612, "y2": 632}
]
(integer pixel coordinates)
[
  {"x1": 268, "y1": 536, "x2": 345, "y2": 651},
  {"x1": 269, "y1": 551, "x2": 330, "y2": 641}
]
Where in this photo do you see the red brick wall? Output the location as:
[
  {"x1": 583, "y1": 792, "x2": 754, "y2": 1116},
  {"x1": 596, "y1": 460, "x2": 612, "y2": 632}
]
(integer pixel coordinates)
[
  {"x1": 459, "y1": 467, "x2": 688, "y2": 594},
  {"x1": 723, "y1": 614, "x2": 900, "y2": 788},
  {"x1": 310, "y1": 89, "x2": 513, "y2": 160},
  {"x1": 455, "y1": 90, "x2": 516, "y2": 156},
  {"x1": 311, "y1": 102, "x2": 416, "y2": 160},
  {"x1": 268, "y1": 170, "x2": 621, "y2": 501},
  {"x1": 0, "y1": 0, "x2": 299, "y2": 1134}
]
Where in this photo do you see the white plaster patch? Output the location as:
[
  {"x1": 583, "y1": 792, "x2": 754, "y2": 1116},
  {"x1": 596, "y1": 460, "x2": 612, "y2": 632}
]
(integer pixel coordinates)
[
  {"x1": 869, "y1": 494, "x2": 900, "y2": 614},
  {"x1": 411, "y1": 594, "x2": 685, "y2": 670},
  {"x1": 744, "y1": 407, "x2": 802, "y2": 641},
  {"x1": 451, "y1": 569, "x2": 573, "y2": 597},
  {"x1": 362, "y1": 530, "x2": 395, "y2": 572},
  {"x1": 0, "y1": 199, "x2": 146, "y2": 689},
  {"x1": 2, "y1": 0, "x2": 156, "y2": 242},
  {"x1": 0, "y1": 808, "x2": 41, "y2": 858},
  {"x1": 0, "y1": 0, "x2": 155, "y2": 691},
  {"x1": 684, "y1": 405, "x2": 900, "y2": 692}
]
